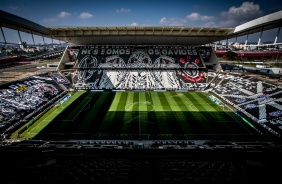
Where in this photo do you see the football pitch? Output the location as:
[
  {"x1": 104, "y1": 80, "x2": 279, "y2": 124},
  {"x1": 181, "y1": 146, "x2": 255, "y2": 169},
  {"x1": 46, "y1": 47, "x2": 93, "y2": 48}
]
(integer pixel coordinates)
[{"x1": 17, "y1": 91, "x2": 257, "y2": 141}]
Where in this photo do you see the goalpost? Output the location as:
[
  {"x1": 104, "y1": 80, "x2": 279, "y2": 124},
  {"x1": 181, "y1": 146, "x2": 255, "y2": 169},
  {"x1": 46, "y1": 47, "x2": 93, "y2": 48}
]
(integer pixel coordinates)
[
  {"x1": 209, "y1": 94, "x2": 226, "y2": 110},
  {"x1": 219, "y1": 104, "x2": 225, "y2": 111}
]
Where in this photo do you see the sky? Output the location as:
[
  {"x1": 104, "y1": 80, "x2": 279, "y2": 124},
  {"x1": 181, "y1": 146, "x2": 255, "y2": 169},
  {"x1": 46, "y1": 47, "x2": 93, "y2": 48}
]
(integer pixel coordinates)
[{"x1": 1, "y1": 0, "x2": 282, "y2": 45}]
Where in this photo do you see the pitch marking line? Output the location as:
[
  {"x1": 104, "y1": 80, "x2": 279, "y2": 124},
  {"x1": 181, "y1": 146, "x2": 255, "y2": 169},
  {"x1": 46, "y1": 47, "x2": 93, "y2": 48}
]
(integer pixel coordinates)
[
  {"x1": 171, "y1": 93, "x2": 208, "y2": 125},
  {"x1": 27, "y1": 111, "x2": 58, "y2": 134},
  {"x1": 44, "y1": 97, "x2": 92, "y2": 121},
  {"x1": 182, "y1": 94, "x2": 208, "y2": 121},
  {"x1": 123, "y1": 116, "x2": 156, "y2": 125},
  {"x1": 203, "y1": 94, "x2": 247, "y2": 126},
  {"x1": 188, "y1": 104, "x2": 197, "y2": 111},
  {"x1": 123, "y1": 115, "x2": 140, "y2": 125},
  {"x1": 28, "y1": 97, "x2": 92, "y2": 135},
  {"x1": 170, "y1": 93, "x2": 184, "y2": 98},
  {"x1": 125, "y1": 101, "x2": 155, "y2": 112}
]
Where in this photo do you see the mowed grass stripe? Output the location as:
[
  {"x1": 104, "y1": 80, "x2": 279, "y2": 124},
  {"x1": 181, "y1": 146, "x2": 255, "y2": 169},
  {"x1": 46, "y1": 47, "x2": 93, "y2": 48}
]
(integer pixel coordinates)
[
  {"x1": 121, "y1": 92, "x2": 136, "y2": 133},
  {"x1": 46, "y1": 91, "x2": 86, "y2": 120},
  {"x1": 27, "y1": 91, "x2": 85, "y2": 136},
  {"x1": 157, "y1": 92, "x2": 183, "y2": 134},
  {"x1": 176, "y1": 92, "x2": 214, "y2": 133},
  {"x1": 144, "y1": 91, "x2": 158, "y2": 134},
  {"x1": 200, "y1": 94, "x2": 247, "y2": 133},
  {"x1": 201, "y1": 93, "x2": 238, "y2": 122},
  {"x1": 164, "y1": 92, "x2": 182, "y2": 111},
  {"x1": 139, "y1": 92, "x2": 146, "y2": 134},
  {"x1": 77, "y1": 92, "x2": 110, "y2": 131},
  {"x1": 180, "y1": 92, "x2": 204, "y2": 118},
  {"x1": 61, "y1": 96, "x2": 92, "y2": 121},
  {"x1": 124, "y1": 91, "x2": 136, "y2": 112},
  {"x1": 120, "y1": 92, "x2": 141, "y2": 135},
  {"x1": 100, "y1": 92, "x2": 128, "y2": 133},
  {"x1": 189, "y1": 92, "x2": 236, "y2": 133},
  {"x1": 59, "y1": 92, "x2": 97, "y2": 133},
  {"x1": 116, "y1": 91, "x2": 129, "y2": 111},
  {"x1": 121, "y1": 92, "x2": 134, "y2": 132},
  {"x1": 139, "y1": 92, "x2": 148, "y2": 111},
  {"x1": 128, "y1": 92, "x2": 141, "y2": 134},
  {"x1": 51, "y1": 92, "x2": 93, "y2": 131},
  {"x1": 102, "y1": 91, "x2": 128, "y2": 133},
  {"x1": 169, "y1": 92, "x2": 195, "y2": 131},
  {"x1": 26, "y1": 91, "x2": 255, "y2": 140},
  {"x1": 193, "y1": 92, "x2": 217, "y2": 111},
  {"x1": 139, "y1": 92, "x2": 150, "y2": 135},
  {"x1": 125, "y1": 91, "x2": 134, "y2": 111},
  {"x1": 195, "y1": 93, "x2": 232, "y2": 123},
  {"x1": 183, "y1": 92, "x2": 220, "y2": 134},
  {"x1": 150, "y1": 92, "x2": 170, "y2": 133},
  {"x1": 108, "y1": 92, "x2": 122, "y2": 111},
  {"x1": 151, "y1": 92, "x2": 164, "y2": 111},
  {"x1": 24, "y1": 91, "x2": 89, "y2": 136},
  {"x1": 185, "y1": 92, "x2": 210, "y2": 121},
  {"x1": 165, "y1": 91, "x2": 192, "y2": 133}
]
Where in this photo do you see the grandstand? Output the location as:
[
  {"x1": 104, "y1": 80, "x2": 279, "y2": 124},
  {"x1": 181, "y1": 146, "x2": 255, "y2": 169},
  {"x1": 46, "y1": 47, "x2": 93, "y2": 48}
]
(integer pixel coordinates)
[
  {"x1": 61, "y1": 45, "x2": 213, "y2": 90},
  {"x1": 0, "y1": 9, "x2": 282, "y2": 184}
]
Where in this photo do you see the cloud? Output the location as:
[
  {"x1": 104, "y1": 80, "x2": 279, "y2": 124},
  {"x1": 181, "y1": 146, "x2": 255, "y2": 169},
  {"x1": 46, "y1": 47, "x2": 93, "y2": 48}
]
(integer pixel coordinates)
[
  {"x1": 79, "y1": 12, "x2": 93, "y2": 19},
  {"x1": 159, "y1": 13, "x2": 213, "y2": 26},
  {"x1": 157, "y1": 1, "x2": 266, "y2": 28},
  {"x1": 57, "y1": 11, "x2": 71, "y2": 19},
  {"x1": 42, "y1": 11, "x2": 71, "y2": 23},
  {"x1": 186, "y1": 13, "x2": 214, "y2": 21},
  {"x1": 159, "y1": 17, "x2": 187, "y2": 26},
  {"x1": 219, "y1": 1, "x2": 264, "y2": 27},
  {"x1": 116, "y1": 8, "x2": 131, "y2": 13},
  {"x1": 130, "y1": 22, "x2": 138, "y2": 26},
  {"x1": 159, "y1": 17, "x2": 167, "y2": 24}
]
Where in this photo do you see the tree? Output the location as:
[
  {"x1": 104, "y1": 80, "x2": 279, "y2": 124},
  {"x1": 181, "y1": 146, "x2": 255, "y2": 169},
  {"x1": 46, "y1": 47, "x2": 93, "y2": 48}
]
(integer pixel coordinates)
[{"x1": 225, "y1": 51, "x2": 237, "y2": 60}]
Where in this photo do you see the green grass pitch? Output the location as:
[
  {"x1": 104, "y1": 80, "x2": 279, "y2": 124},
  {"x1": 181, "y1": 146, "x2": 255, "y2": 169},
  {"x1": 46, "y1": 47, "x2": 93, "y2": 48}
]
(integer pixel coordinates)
[{"x1": 16, "y1": 91, "x2": 257, "y2": 140}]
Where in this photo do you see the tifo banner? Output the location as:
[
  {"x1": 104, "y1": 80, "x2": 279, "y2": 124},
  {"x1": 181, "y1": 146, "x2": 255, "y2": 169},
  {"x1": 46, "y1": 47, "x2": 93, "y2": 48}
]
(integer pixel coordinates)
[
  {"x1": 72, "y1": 45, "x2": 211, "y2": 68},
  {"x1": 69, "y1": 45, "x2": 210, "y2": 90}
]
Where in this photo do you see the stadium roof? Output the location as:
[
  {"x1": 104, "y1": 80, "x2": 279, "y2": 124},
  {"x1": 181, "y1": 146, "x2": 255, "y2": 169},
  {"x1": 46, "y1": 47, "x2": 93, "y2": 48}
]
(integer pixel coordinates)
[
  {"x1": 47, "y1": 26, "x2": 234, "y2": 45},
  {"x1": 1, "y1": 10, "x2": 282, "y2": 45}
]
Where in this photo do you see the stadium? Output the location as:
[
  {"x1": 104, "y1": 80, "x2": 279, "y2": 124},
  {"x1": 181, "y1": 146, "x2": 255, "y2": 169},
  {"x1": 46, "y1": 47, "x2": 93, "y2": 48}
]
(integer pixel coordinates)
[{"x1": 1, "y1": 9, "x2": 282, "y2": 183}]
